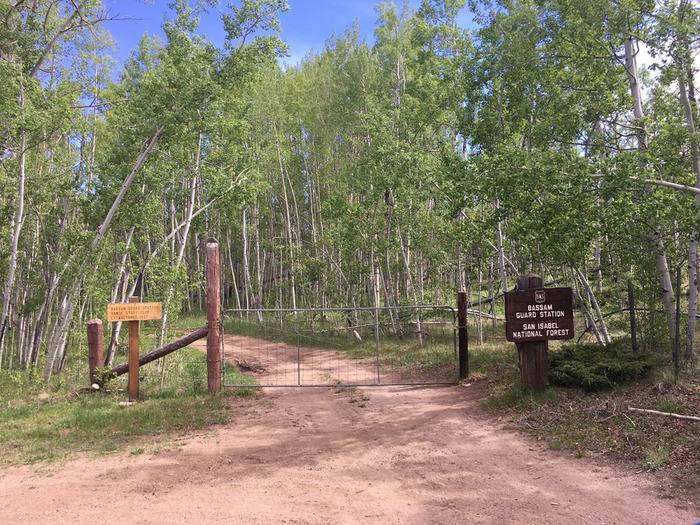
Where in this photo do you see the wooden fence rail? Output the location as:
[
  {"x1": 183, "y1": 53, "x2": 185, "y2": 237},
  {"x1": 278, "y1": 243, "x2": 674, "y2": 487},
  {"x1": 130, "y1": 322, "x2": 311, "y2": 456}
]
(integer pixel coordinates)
[{"x1": 106, "y1": 326, "x2": 209, "y2": 380}]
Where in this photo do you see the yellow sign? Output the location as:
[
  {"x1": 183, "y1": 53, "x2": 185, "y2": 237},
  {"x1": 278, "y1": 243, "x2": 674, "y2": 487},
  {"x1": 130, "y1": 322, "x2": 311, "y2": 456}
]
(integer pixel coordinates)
[{"x1": 107, "y1": 302, "x2": 163, "y2": 322}]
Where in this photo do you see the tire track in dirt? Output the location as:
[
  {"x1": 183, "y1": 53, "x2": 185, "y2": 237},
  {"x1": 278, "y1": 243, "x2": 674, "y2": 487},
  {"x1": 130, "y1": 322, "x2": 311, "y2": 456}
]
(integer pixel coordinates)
[{"x1": 0, "y1": 333, "x2": 696, "y2": 524}]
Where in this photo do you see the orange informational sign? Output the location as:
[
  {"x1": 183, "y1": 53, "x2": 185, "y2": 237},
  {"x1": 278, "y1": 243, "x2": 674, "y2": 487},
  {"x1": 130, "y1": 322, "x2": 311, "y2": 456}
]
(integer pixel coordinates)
[{"x1": 107, "y1": 302, "x2": 162, "y2": 323}]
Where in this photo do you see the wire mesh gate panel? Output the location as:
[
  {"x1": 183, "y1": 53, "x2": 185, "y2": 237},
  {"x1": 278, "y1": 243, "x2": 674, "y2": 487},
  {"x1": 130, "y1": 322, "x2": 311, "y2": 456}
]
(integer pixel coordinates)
[{"x1": 221, "y1": 306, "x2": 458, "y2": 387}]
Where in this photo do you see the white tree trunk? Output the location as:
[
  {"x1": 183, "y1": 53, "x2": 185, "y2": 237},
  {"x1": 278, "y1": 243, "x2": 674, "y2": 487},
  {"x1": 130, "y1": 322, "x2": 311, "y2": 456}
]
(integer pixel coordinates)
[
  {"x1": 397, "y1": 225, "x2": 423, "y2": 346},
  {"x1": 623, "y1": 37, "x2": 676, "y2": 339},
  {"x1": 677, "y1": 51, "x2": 700, "y2": 364},
  {"x1": 242, "y1": 208, "x2": 252, "y2": 312},
  {"x1": 0, "y1": 126, "x2": 26, "y2": 363},
  {"x1": 159, "y1": 133, "x2": 201, "y2": 346},
  {"x1": 226, "y1": 230, "x2": 242, "y2": 311},
  {"x1": 573, "y1": 265, "x2": 611, "y2": 345},
  {"x1": 253, "y1": 206, "x2": 263, "y2": 320},
  {"x1": 572, "y1": 271, "x2": 605, "y2": 346},
  {"x1": 495, "y1": 200, "x2": 508, "y2": 293}
]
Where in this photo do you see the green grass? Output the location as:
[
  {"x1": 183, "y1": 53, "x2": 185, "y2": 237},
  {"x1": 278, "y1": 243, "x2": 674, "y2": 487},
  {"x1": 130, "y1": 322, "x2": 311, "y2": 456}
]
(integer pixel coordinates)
[
  {"x1": 0, "y1": 391, "x2": 227, "y2": 463},
  {"x1": 483, "y1": 385, "x2": 557, "y2": 410},
  {"x1": 657, "y1": 397, "x2": 689, "y2": 415},
  {"x1": 643, "y1": 445, "x2": 671, "y2": 471},
  {"x1": 467, "y1": 339, "x2": 516, "y2": 379},
  {"x1": 0, "y1": 344, "x2": 257, "y2": 465}
]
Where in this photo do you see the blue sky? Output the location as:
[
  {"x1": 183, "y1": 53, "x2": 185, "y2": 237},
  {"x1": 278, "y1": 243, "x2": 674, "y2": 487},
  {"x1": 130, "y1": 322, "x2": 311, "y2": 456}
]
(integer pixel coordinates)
[{"x1": 103, "y1": 0, "x2": 473, "y2": 71}]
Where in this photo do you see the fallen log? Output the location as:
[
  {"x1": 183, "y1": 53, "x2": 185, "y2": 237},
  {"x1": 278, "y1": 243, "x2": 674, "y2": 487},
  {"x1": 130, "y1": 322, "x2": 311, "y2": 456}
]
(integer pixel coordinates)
[
  {"x1": 628, "y1": 406, "x2": 700, "y2": 422},
  {"x1": 107, "y1": 326, "x2": 209, "y2": 379}
]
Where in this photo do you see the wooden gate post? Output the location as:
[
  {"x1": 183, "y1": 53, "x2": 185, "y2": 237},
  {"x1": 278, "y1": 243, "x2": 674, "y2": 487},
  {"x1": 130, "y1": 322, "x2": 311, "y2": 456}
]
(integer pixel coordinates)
[
  {"x1": 87, "y1": 319, "x2": 104, "y2": 385},
  {"x1": 128, "y1": 296, "x2": 140, "y2": 401},
  {"x1": 516, "y1": 275, "x2": 549, "y2": 391},
  {"x1": 457, "y1": 291, "x2": 469, "y2": 380},
  {"x1": 206, "y1": 238, "x2": 222, "y2": 393}
]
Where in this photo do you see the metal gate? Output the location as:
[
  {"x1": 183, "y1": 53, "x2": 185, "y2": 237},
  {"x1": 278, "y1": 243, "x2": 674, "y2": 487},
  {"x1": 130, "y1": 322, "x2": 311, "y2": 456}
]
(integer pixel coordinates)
[{"x1": 221, "y1": 306, "x2": 458, "y2": 387}]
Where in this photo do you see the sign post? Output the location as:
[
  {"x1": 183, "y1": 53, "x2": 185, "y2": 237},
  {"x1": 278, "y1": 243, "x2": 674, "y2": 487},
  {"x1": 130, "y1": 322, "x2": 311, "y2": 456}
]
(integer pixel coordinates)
[
  {"x1": 107, "y1": 298, "x2": 162, "y2": 401},
  {"x1": 505, "y1": 275, "x2": 574, "y2": 391},
  {"x1": 127, "y1": 296, "x2": 140, "y2": 401}
]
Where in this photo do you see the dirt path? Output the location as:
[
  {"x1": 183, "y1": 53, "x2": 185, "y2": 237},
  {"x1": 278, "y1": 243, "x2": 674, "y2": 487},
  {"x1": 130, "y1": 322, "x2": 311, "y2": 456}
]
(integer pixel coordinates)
[{"x1": 0, "y1": 334, "x2": 697, "y2": 524}]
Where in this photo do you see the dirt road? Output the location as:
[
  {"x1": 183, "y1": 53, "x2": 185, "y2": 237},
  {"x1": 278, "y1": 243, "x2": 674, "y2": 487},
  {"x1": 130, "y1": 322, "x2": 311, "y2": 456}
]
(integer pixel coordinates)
[{"x1": 0, "y1": 334, "x2": 697, "y2": 524}]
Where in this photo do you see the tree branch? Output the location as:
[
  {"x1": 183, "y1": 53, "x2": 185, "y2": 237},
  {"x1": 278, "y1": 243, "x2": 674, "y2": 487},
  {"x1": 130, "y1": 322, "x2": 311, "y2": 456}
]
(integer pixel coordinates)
[
  {"x1": 590, "y1": 174, "x2": 700, "y2": 196},
  {"x1": 29, "y1": 9, "x2": 78, "y2": 78},
  {"x1": 93, "y1": 126, "x2": 163, "y2": 249},
  {"x1": 630, "y1": 176, "x2": 700, "y2": 196}
]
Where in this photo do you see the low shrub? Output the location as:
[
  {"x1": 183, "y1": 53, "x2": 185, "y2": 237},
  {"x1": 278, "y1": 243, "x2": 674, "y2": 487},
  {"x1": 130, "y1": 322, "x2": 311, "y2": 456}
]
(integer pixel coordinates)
[{"x1": 549, "y1": 338, "x2": 657, "y2": 391}]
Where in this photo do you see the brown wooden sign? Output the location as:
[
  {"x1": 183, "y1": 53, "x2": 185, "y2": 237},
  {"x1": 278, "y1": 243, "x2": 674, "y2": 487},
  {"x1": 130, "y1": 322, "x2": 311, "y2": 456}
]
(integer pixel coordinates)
[
  {"x1": 107, "y1": 302, "x2": 162, "y2": 323},
  {"x1": 505, "y1": 287, "x2": 574, "y2": 342}
]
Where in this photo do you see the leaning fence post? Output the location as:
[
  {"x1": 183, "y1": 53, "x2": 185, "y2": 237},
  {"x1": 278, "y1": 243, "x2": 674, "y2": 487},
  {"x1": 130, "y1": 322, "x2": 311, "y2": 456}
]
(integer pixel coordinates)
[
  {"x1": 87, "y1": 319, "x2": 104, "y2": 386},
  {"x1": 457, "y1": 291, "x2": 469, "y2": 380},
  {"x1": 206, "y1": 238, "x2": 222, "y2": 393}
]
